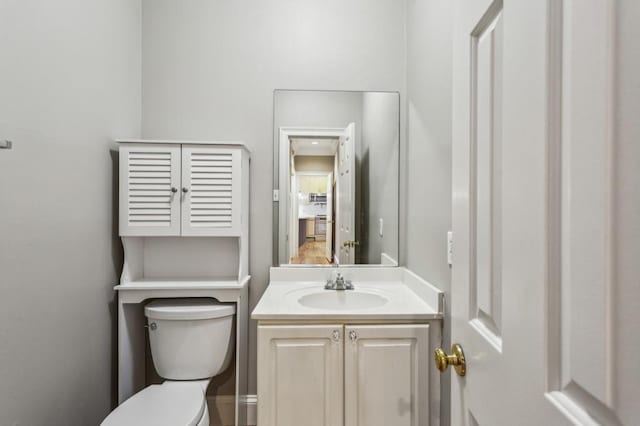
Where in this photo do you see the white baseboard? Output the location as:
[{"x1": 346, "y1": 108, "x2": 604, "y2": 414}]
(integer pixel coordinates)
[
  {"x1": 208, "y1": 395, "x2": 257, "y2": 426},
  {"x1": 241, "y1": 395, "x2": 257, "y2": 426}
]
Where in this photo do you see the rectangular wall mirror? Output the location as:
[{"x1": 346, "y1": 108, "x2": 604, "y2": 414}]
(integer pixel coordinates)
[{"x1": 273, "y1": 90, "x2": 400, "y2": 266}]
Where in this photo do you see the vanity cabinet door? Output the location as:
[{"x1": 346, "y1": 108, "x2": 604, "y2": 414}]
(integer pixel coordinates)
[
  {"x1": 181, "y1": 145, "x2": 241, "y2": 236},
  {"x1": 257, "y1": 324, "x2": 344, "y2": 426},
  {"x1": 344, "y1": 324, "x2": 430, "y2": 426},
  {"x1": 119, "y1": 143, "x2": 182, "y2": 236}
]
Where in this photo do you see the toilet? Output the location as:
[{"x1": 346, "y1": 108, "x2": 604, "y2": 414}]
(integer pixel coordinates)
[{"x1": 102, "y1": 299, "x2": 235, "y2": 426}]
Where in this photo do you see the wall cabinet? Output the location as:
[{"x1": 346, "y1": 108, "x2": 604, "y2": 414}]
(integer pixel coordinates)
[
  {"x1": 119, "y1": 142, "x2": 247, "y2": 237},
  {"x1": 257, "y1": 323, "x2": 431, "y2": 426}
]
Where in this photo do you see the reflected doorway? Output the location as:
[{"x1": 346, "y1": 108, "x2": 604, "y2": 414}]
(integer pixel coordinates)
[{"x1": 288, "y1": 138, "x2": 338, "y2": 264}]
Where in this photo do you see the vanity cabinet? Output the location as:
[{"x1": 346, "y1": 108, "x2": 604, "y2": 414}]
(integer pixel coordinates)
[
  {"x1": 257, "y1": 325, "x2": 344, "y2": 426},
  {"x1": 257, "y1": 323, "x2": 431, "y2": 426},
  {"x1": 344, "y1": 324, "x2": 430, "y2": 426},
  {"x1": 119, "y1": 142, "x2": 247, "y2": 237}
]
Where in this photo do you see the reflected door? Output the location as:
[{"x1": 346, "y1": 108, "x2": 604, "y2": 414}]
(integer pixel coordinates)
[
  {"x1": 325, "y1": 172, "x2": 334, "y2": 262},
  {"x1": 337, "y1": 123, "x2": 356, "y2": 264}
]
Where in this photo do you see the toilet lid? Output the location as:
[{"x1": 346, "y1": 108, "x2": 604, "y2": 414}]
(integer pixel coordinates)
[{"x1": 101, "y1": 382, "x2": 206, "y2": 426}]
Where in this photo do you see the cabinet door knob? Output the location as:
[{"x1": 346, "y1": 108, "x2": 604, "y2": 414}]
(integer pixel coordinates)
[
  {"x1": 182, "y1": 187, "x2": 189, "y2": 193},
  {"x1": 171, "y1": 187, "x2": 178, "y2": 193},
  {"x1": 332, "y1": 330, "x2": 341, "y2": 342},
  {"x1": 349, "y1": 330, "x2": 358, "y2": 342}
]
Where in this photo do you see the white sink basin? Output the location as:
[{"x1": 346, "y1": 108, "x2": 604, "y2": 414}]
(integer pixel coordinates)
[{"x1": 297, "y1": 291, "x2": 389, "y2": 310}]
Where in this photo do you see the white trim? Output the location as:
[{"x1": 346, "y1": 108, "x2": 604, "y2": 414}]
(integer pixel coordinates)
[
  {"x1": 242, "y1": 395, "x2": 258, "y2": 426},
  {"x1": 380, "y1": 252, "x2": 398, "y2": 266},
  {"x1": 117, "y1": 138, "x2": 251, "y2": 153},
  {"x1": 278, "y1": 127, "x2": 345, "y2": 265}
]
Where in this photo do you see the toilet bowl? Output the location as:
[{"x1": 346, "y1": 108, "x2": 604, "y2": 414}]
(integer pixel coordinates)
[{"x1": 102, "y1": 299, "x2": 235, "y2": 426}]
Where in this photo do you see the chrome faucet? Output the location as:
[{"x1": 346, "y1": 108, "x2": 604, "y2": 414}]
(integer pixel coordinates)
[{"x1": 325, "y1": 272, "x2": 354, "y2": 291}]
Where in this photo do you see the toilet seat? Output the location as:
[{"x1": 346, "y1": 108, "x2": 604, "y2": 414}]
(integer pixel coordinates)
[{"x1": 101, "y1": 382, "x2": 207, "y2": 426}]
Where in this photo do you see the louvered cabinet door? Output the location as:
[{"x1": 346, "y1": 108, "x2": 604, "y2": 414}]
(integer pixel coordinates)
[
  {"x1": 119, "y1": 144, "x2": 181, "y2": 236},
  {"x1": 181, "y1": 145, "x2": 241, "y2": 236}
]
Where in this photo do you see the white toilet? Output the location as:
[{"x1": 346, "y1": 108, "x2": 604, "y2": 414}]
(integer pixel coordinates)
[{"x1": 102, "y1": 299, "x2": 235, "y2": 426}]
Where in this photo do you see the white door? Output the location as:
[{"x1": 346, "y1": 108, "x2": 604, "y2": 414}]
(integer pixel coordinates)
[
  {"x1": 119, "y1": 143, "x2": 181, "y2": 236},
  {"x1": 257, "y1": 325, "x2": 344, "y2": 426},
  {"x1": 345, "y1": 324, "x2": 431, "y2": 426},
  {"x1": 451, "y1": 1, "x2": 639, "y2": 425},
  {"x1": 181, "y1": 145, "x2": 240, "y2": 236},
  {"x1": 325, "y1": 172, "x2": 333, "y2": 261},
  {"x1": 289, "y1": 173, "x2": 299, "y2": 260},
  {"x1": 337, "y1": 122, "x2": 356, "y2": 264}
]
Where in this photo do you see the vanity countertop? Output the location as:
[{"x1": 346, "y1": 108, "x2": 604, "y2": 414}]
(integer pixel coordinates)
[{"x1": 252, "y1": 267, "x2": 443, "y2": 321}]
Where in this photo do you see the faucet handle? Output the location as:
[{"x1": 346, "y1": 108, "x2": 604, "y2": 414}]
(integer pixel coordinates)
[{"x1": 324, "y1": 278, "x2": 334, "y2": 290}]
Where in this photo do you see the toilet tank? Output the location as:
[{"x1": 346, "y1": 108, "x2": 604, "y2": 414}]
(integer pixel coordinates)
[{"x1": 145, "y1": 299, "x2": 235, "y2": 380}]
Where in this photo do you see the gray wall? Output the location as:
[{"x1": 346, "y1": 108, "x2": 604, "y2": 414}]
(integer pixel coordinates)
[
  {"x1": 361, "y1": 92, "x2": 400, "y2": 264},
  {"x1": 141, "y1": 0, "x2": 406, "y2": 394},
  {"x1": 294, "y1": 156, "x2": 335, "y2": 173},
  {"x1": 405, "y1": 0, "x2": 454, "y2": 424},
  {"x1": 0, "y1": 0, "x2": 141, "y2": 424}
]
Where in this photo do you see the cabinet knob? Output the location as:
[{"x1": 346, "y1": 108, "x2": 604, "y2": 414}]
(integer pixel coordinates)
[
  {"x1": 332, "y1": 330, "x2": 341, "y2": 342},
  {"x1": 171, "y1": 187, "x2": 178, "y2": 193},
  {"x1": 182, "y1": 187, "x2": 189, "y2": 193},
  {"x1": 349, "y1": 330, "x2": 358, "y2": 342}
]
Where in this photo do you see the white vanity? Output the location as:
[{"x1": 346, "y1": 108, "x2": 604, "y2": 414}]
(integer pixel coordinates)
[
  {"x1": 252, "y1": 267, "x2": 444, "y2": 426},
  {"x1": 260, "y1": 90, "x2": 438, "y2": 425}
]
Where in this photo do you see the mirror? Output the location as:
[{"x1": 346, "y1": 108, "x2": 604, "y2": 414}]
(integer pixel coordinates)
[{"x1": 274, "y1": 90, "x2": 400, "y2": 266}]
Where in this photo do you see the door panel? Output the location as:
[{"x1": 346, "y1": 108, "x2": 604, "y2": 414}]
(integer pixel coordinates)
[
  {"x1": 119, "y1": 143, "x2": 181, "y2": 236},
  {"x1": 344, "y1": 325, "x2": 430, "y2": 426},
  {"x1": 181, "y1": 145, "x2": 240, "y2": 236},
  {"x1": 473, "y1": 7, "x2": 503, "y2": 346},
  {"x1": 257, "y1": 325, "x2": 344, "y2": 426},
  {"x1": 452, "y1": 0, "x2": 638, "y2": 424},
  {"x1": 545, "y1": 2, "x2": 639, "y2": 424}
]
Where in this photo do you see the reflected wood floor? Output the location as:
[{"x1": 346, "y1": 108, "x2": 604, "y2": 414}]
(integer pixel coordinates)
[{"x1": 290, "y1": 241, "x2": 331, "y2": 265}]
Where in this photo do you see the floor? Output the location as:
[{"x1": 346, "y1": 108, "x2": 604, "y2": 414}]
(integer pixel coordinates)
[{"x1": 290, "y1": 241, "x2": 331, "y2": 265}]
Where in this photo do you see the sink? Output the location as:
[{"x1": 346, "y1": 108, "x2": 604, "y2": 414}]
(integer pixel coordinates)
[{"x1": 297, "y1": 291, "x2": 389, "y2": 310}]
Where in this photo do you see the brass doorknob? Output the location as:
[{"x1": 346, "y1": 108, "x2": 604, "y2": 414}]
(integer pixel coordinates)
[{"x1": 434, "y1": 343, "x2": 466, "y2": 376}]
